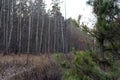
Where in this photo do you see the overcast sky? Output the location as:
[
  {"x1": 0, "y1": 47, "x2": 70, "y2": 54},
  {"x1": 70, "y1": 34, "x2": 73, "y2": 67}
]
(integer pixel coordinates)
[{"x1": 45, "y1": 0, "x2": 96, "y2": 27}]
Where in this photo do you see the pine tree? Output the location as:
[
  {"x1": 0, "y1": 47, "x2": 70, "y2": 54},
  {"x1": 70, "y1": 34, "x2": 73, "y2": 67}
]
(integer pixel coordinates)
[{"x1": 87, "y1": 0, "x2": 120, "y2": 55}]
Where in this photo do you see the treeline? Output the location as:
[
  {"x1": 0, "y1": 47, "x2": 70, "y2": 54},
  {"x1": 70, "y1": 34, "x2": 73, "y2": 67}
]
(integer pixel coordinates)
[
  {"x1": 0, "y1": 0, "x2": 66, "y2": 54},
  {"x1": 0, "y1": 0, "x2": 92, "y2": 54}
]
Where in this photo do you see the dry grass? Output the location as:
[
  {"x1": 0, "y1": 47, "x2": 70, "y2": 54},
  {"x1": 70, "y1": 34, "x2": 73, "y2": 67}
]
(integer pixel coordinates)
[{"x1": 0, "y1": 53, "x2": 63, "y2": 80}]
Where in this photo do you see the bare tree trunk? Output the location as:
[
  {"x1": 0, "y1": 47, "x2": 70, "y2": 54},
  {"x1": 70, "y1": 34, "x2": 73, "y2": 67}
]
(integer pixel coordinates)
[
  {"x1": 7, "y1": 0, "x2": 14, "y2": 54},
  {"x1": 6, "y1": 0, "x2": 10, "y2": 53},
  {"x1": 35, "y1": 9, "x2": 40, "y2": 53},
  {"x1": 3, "y1": 0, "x2": 7, "y2": 55},
  {"x1": 39, "y1": 12, "x2": 44, "y2": 53},
  {"x1": 61, "y1": 17, "x2": 65, "y2": 53},
  {"x1": 27, "y1": 14, "x2": 31, "y2": 53},
  {"x1": 17, "y1": 4, "x2": 20, "y2": 53},
  {"x1": 19, "y1": 0, "x2": 22, "y2": 53},
  {"x1": 48, "y1": 17, "x2": 51, "y2": 53},
  {"x1": 53, "y1": 16, "x2": 56, "y2": 53},
  {"x1": 56, "y1": 18, "x2": 58, "y2": 52},
  {"x1": 0, "y1": 0, "x2": 3, "y2": 28},
  {"x1": 64, "y1": 21, "x2": 68, "y2": 53}
]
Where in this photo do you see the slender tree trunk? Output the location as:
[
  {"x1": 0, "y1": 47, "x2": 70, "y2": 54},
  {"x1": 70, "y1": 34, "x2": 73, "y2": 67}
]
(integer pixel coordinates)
[
  {"x1": 27, "y1": 14, "x2": 31, "y2": 53},
  {"x1": 3, "y1": 0, "x2": 7, "y2": 55},
  {"x1": 0, "y1": 0, "x2": 3, "y2": 28},
  {"x1": 48, "y1": 17, "x2": 51, "y2": 53},
  {"x1": 64, "y1": 21, "x2": 68, "y2": 53},
  {"x1": 7, "y1": 0, "x2": 14, "y2": 54},
  {"x1": 61, "y1": 17, "x2": 64, "y2": 53},
  {"x1": 19, "y1": 1, "x2": 22, "y2": 53},
  {"x1": 36, "y1": 10, "x2": 40, "y2": 53},
  {"x1": 6, "y1": 0, "x2": 9, "y2": 53},
  {"x1": 56, "y1": 17, "x2": 60, "y2": 53},
  {"x1": 27, "y1": 0, "x2": 34, "y2": 53},
  {"x1": 39, "y1": 13, "x2": 44, "y2": 53},
  {"x1": 17, "y1": 5, "x2": 20, "y2": 53},
  {"x1": 54, "y1": 16, "x2": 56, "y2": 53},
  {"x1": 99, "y1": 39, "x2": 104, "y2": 57}
]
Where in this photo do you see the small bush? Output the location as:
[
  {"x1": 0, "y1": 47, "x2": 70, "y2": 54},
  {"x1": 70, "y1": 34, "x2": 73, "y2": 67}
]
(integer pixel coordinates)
[{"x1": 60, "y1": 50, "x2": 120, "y2": 80}]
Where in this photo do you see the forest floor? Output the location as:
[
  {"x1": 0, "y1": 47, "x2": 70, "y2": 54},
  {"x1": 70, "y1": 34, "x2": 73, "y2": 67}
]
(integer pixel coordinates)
[
  {"x1": 0, "y1": 53, "x2": 119, "y2": 80},
  {"x1": 0, "y1": 54, "x2": 63, "y2": 80}
]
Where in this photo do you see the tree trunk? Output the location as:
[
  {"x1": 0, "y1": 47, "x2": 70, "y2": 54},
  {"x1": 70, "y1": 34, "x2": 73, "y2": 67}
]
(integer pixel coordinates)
[{"x1": 99, "y1": 39, "x2": 104, "y2": 57}]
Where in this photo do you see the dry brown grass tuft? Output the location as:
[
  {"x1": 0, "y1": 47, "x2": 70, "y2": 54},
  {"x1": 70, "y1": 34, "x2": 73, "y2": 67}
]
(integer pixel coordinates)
[{"x1": 0, "y1": 53, "x2": 63, "y2": 80}]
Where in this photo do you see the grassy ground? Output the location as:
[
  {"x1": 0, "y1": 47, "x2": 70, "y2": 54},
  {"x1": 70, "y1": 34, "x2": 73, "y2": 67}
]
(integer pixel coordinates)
[
  {"x1": 0, "y1": 54, "x2": 63, "y2": 80},
  {"x1": 0, "y1": 53, "x2": 119, "y2": 80}
]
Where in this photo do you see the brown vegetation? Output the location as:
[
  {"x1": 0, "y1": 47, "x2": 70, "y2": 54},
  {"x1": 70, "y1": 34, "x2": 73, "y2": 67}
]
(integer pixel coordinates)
[{"x1": 0, "y1": 54, "x2": 63, "y2": 80}]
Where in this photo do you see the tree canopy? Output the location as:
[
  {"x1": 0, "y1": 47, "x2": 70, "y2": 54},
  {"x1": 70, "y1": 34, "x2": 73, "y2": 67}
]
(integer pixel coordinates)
[{"x1": 85, "y1": 0, "x2": 120, "y2": 55}]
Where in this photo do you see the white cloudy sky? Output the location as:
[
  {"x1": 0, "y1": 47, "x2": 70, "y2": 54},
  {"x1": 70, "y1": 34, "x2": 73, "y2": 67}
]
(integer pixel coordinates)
[{"x1": 45, "y1": 0, "x2": 96, "y2": 27}]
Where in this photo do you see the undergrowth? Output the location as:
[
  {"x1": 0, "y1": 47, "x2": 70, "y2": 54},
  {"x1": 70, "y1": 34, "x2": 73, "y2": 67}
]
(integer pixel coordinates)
[{"x1": 55, "y1": 50, "x2": 120, "y2": 80}]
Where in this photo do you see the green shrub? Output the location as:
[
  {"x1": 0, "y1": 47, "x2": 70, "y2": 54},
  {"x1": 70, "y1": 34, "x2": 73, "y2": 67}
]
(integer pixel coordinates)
[
  {"x1": 60, "y1": 50, "x2": 120, "y2": 80},
  {"x1": 53, "y1": 49, "x2": 120, "y2": 80}
]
